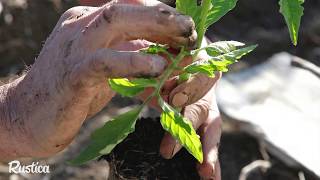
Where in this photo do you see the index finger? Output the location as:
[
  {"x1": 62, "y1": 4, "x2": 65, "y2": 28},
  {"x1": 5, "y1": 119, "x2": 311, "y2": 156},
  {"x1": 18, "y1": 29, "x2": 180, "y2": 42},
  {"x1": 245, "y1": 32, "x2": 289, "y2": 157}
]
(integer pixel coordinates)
[{"x1": 79, "y1": 0, "x2": 197, "y2": 49}]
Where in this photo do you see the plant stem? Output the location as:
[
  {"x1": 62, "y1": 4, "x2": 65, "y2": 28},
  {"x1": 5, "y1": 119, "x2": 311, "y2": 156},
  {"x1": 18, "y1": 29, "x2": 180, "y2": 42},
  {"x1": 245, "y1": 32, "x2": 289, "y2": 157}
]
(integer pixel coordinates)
[
  {"x1": 139, "y1": 48, "x2": 187, "y2": 109},
  {"x1": 196, "y1": 0, "x2": 212, "y2": 49},
  {"x1": 155, "y1": 48, "x2": 186, "y2": 95}
]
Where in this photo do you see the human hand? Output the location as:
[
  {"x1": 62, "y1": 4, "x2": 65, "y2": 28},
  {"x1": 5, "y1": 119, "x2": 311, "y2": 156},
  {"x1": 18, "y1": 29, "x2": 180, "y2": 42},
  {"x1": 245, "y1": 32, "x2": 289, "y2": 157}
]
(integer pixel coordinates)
[
  {"x1": 137, "y1": 46, "x2": 222, "y2": 179},
  {"x1": 78, "y1": 2, "x2": 221, "y2": 180},
  {"x1": 2, "y1": 0, "x2": 196, "y2": 159},
  {"x1": 161, "y1": 81, "x2": 222, "y2": 180}
]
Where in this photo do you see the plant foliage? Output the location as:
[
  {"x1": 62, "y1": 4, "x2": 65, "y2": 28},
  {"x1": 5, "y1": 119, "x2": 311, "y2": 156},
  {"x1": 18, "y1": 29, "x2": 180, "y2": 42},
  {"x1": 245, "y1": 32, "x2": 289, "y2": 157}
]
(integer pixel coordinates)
[
  {"x1": 71, "y1": 0, "x2": 303, "y2": 165},
  {"x1": 279, "y1": 0, "x2": 304, "y2": 46}
]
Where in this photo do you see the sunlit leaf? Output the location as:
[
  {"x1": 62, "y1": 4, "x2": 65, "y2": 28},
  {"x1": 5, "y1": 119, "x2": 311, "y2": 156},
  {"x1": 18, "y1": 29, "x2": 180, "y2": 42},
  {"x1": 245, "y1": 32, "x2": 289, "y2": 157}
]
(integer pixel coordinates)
[
  {"x1": 158, "y1": 98, "x2": 203, "y2": 163},
  {"x1": 108, "y1": 78, "x2": 157, "y2": 97},
  {"x1": 205, "y1": 0, "x2": 238, "y2": 28},
  {"x1": 203, "y1": 41, "x2": 245, "y2": 56},
  {"x1": 186, "y1": 44, "x2": 257, "y2": 77},
  {"x1": 140, "y1": 44, "x2": 169, "y2": 54}
]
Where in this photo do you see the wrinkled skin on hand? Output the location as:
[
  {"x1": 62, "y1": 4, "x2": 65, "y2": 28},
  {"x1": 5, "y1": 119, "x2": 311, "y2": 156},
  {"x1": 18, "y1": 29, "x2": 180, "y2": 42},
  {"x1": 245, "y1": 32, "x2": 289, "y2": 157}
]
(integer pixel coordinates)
[{"x1": 0, "y1": 0, "x2": 222, "y2": 179}]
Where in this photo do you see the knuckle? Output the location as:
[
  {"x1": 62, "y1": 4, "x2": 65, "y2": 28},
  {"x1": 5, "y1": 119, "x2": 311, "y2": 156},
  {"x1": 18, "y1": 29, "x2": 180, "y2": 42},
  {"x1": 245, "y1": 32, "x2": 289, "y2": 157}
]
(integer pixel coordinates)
[
  {"x1": 130, "y1": 54, "x2": 154, "y2": 75},
  {"x1": 186, "y1": 101, "x2": 211, "y2": 125},
  {"x1": 61, "y1": 7, "x2": 82, "y2": 21},
  {"x1": 89, "y1": 50, "x2": 105, "y2": 71},
  {"x1": 60, "y1": 7, "x2": 94, "y2": 28},
  {"x1": 194, "y1": 100, "x2": 211, "y2": 114},
  {"x1": 102, "y1": 4, "x2": 121, "y2": 24}
]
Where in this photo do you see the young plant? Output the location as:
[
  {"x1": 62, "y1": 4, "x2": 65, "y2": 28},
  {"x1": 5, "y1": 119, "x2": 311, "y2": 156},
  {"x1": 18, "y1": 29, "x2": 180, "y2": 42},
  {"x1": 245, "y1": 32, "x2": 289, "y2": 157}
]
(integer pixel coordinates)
[{"x1": 70, "y1": 0, "x2": 304, "y2": 165}]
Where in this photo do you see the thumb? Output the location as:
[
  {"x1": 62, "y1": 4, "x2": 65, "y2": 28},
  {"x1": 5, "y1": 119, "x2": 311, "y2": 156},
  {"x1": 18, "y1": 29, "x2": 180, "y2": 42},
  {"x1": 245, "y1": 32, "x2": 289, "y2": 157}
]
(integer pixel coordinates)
[
  {"x1": 169, "y1": 73, "x2": 220, "y2": 108},
  {"x1": 87, "y1": 48, "x2": 167, "y2": 78}
]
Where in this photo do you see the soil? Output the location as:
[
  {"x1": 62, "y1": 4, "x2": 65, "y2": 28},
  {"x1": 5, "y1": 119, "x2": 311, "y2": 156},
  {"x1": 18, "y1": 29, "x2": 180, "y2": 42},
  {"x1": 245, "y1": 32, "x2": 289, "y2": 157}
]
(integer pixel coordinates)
[{"x1": 103, "y1": 117, "x2": 320, "y2": 180}]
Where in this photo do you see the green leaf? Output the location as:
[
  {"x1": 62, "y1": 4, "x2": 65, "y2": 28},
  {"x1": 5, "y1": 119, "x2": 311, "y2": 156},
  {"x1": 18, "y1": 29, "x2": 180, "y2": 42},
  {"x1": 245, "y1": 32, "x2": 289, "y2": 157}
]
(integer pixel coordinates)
[
  {"x1": 176, "y1": 0, "x2": 202, "y2": 28},
  {"x1": 186, "y1": 44, "x2": 257, "y2": 77},
  {"x1": 185, "y1": 60, "x2": 230, "y2": 77},
  {"x1": 202, "y1": 41, "x2": 245, "y2": 56},
  {"x1": 108, "y1": 78, "x2": 157, "y2": 97},
  {"x1": 158, "y1": 98, "x2": 203, "y2": 163},
  {"x1": 279, "y1": 0, "x2": 304, "y2": 46},
  {"x1": 140, "y1": 44, "x2": 169, "y2": 54},
  {"x1": 69, "y1": 107, "x2": 142, "y2": 165},
  {"x1": 205, "y1": 0, "x2": 238, "y2": 28},
  {"x1": 211, "y1": 44, "x2": 258, "y2": 63}
]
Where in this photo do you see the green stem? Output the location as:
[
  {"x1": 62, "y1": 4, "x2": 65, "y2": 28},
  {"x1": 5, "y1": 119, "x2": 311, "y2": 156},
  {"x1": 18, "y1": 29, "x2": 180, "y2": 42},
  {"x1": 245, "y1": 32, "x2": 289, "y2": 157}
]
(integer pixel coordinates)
[
  {"x1": 155, "y1": 48, "x2": 186, "y2": 95},
  {"x1": 196, "y1": 0, "x2": 212, "y2": 49},
  {"x1": 140, "y1": 48, "x2": 187, "y2": 109}
]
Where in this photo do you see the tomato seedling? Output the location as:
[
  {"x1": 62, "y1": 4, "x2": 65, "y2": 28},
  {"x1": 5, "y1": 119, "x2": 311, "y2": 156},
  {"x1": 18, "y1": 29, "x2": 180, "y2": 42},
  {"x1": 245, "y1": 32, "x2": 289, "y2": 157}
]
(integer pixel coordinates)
[{"x1": 70, "y1": 0, "x2": 304, "y2": 165}]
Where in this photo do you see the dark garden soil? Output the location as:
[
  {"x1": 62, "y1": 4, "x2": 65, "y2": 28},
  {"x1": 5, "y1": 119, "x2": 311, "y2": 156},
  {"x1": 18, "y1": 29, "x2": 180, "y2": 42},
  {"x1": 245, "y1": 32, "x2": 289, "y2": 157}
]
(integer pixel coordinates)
[{"x1": 102, "y1": 117, "x2": 319, "y2": 180}]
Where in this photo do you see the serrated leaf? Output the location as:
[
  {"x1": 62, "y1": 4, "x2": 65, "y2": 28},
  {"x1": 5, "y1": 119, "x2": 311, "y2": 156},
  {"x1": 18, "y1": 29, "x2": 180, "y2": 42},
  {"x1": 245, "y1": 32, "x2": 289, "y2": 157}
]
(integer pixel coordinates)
[
  {"x1": 140, "y1": 44, "x2": 168, "y2": 54},
  {"x1": 204, "y1": 41, "x2": 245, "y2": 56},
  {"x1": 185, "y1": 44, "x2": 257, "y2": 77},
  {"x1": 69, "y1": 107, "x2": 142, "y2": 165},
  {"x1": 176, "y1": 0, "x2": 202, "y2": 28},
  {"x1": 108, "y1": 78, "x2": 157, "y2": 97},
  {"x1": 279, "y1": 0, "x2": 304, "y2": 46},
  {"x1": 205, "y1": 0, "x2": 238, "y2": 28},
  {"x1": 185, "y1": 59, "x2": 230, "y2": 77},
  {"x1": 212, "y1": 44, "x2": 257, "y2": 63},
  {"x1": 158, "y1": 98, "x2": 203, "y2": 163}
]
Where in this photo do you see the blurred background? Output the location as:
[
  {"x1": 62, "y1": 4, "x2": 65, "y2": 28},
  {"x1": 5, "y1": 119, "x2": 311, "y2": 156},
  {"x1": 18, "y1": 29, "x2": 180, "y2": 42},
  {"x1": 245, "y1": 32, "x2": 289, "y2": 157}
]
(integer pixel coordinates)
[{"x1": 0, "y1": 0, "x2": 319, "y2": 179}]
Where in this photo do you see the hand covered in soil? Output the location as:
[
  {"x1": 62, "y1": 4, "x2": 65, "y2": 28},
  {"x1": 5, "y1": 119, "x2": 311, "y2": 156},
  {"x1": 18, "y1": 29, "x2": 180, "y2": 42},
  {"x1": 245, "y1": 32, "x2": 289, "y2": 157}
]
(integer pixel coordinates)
[
  {"x1": 161, "y1": 79, "x2": 222, "y2": 180},
  {"x1": 138, "y1": 48, "x2": 222, "y2": 179},
  {"x1": 0, "y1": 0, "x2": 197, "y2": 159},
  {"x1": 161, "y1": 41, "x2": 222, "y2": 180},
  {"x1": 81, "y1": 1, "x2": 222, "y2": 180}
]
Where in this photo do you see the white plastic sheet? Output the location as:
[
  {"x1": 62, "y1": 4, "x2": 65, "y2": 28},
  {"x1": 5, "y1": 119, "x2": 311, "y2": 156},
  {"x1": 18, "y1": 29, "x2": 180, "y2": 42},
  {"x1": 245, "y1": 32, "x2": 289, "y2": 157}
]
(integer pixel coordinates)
[{"x1": 217, "y1": 52, "x2": 320, "y2": 176}]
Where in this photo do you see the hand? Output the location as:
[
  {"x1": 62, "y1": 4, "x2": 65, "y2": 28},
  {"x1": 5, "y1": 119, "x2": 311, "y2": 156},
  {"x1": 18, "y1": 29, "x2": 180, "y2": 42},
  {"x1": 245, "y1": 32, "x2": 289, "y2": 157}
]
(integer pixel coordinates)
[
  {"x1": 138, "y1": 48, "x2": 222, "y2": 179},
  {"x1": 160, "y1": 46, "x2": 222, "y2": 179},
  {"x1": 161, "y1": 80, "x2": 222, "y2": 180},
  {"x1": 2, "y1": 0, "x2": 197, "y2": 159},
  {"x1": 68, "y1": 2, "x2": 222, "y2": 179}
]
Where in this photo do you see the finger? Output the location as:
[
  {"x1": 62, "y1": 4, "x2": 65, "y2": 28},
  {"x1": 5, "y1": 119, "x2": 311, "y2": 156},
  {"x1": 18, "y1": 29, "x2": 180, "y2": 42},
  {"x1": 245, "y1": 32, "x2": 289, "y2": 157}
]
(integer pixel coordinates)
[
  {"x1": 111, "y1": 39, "x2": 152, "y2": 51},
  {"x1": 198, "y1": 161, "x2": 221, "y2": 180},
  {"x1": 169, "y1": 72, "x2": 221, "y2": 108},
  {"x1": 80, "y1": 2, "x2": 197, "y2": 49},
  {"x1": 75, "y1": 48, "x2": 167, "y2": 83},
  {"x1": 215, "y1": 161, "x2": 222, "y2": 180},
  {"x1": 197, "y1": 111, "x2": 222, "y2": 179},
  {"x1": 161, "y1": 77, "x2": 178, "y2": 96},
  {"x1": 79, "y1": 0, "x2": 106, "y2": 6},
  {"x1": 159, "y1": 87, "x2": 216, "y2": 159}
]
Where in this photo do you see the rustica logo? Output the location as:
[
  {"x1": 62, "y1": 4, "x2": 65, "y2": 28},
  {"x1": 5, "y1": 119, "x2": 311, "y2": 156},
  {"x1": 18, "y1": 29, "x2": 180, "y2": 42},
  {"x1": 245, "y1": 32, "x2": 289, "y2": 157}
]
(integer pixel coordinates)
[{"x1": 8, "y1": 160, "x2": 50, "y2": 174}]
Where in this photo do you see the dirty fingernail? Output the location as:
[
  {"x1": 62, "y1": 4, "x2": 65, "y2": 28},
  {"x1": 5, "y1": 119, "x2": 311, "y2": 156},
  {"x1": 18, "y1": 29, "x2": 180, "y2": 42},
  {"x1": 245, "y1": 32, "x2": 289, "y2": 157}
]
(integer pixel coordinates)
[
  {"x1": 170, "y1": 143, "x2": 182, "y2": 158},
  {"x1": 172, "y1": 92, "x2": 189, "y2": 107},
  {"x1": 197, "y1": 162, "x2": 215, "y2": 179}
]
